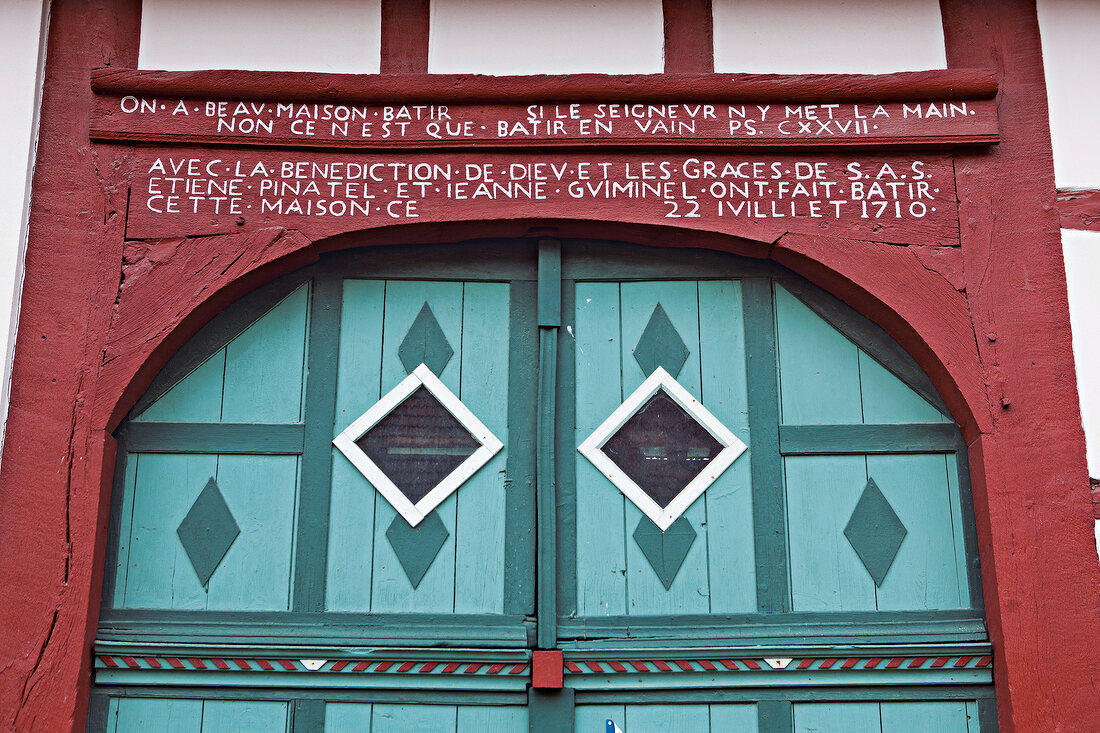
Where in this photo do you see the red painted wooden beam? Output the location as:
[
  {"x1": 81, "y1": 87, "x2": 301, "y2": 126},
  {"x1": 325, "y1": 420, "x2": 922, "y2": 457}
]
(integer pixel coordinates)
[
  {"x1": 1057, "y1": 189, "x2": 1100, "y2": 231},
  {"x1": 380, "y1": 0, "x2": 430, "y2": 74},
  {"x1": 663, "y1": 0, "x2": 713, "y2": 73},
  {"x1": 91, "y1": 67, "x2": 998, "y2": 104}
]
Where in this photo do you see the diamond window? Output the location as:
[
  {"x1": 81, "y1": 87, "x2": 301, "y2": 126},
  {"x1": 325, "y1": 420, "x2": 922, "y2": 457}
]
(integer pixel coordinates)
[
  {"x1": 334, "y1": 363, "x2": 503, "y2": 527},
  {"x1": 578, "y1": 366, "x2": 747, "y2": 530}
]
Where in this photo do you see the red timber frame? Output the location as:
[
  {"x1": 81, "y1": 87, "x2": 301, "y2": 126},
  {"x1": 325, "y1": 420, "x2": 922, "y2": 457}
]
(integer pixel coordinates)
[{"x1": 0, "y1": 0, "x2": 1098, "y2": 731}]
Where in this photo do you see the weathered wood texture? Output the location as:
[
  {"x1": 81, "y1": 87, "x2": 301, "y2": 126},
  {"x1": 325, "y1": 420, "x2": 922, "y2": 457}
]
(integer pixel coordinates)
[
  {"x1": 1057, "y1": 189, "x2": 1100, "y2": 231},
  {"x1": 941, "y1": 1, "x2": 1100, "y2": 731}
]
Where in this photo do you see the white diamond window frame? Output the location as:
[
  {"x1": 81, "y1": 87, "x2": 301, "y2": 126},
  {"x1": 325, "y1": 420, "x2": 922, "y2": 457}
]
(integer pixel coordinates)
[
  {"x1": 333, "y1": 363, "x2": 503, "y2": 527},
  {"x1": 578, "y1": 366, "x2": 747, "y2": 531}
]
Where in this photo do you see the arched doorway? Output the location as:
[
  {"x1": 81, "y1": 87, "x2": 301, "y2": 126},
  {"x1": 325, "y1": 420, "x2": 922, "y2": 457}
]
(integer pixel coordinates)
[{"x1": 91, "y1": 239, "x2": 993, "y2": 732}]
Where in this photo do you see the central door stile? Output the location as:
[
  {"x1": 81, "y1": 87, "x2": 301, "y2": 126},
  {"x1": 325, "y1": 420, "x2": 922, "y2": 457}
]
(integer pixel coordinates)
[{"x1": 536, "y1": 239, "x2": 562, "y2": 650}]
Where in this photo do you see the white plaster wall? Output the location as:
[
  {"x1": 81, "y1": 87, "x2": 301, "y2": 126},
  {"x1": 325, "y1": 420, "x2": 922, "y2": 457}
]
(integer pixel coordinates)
[
  {"x1": 1038, "y1": 0, "x2": 1100, "y2": 190},
  {"x1": 1063, "y1": 230, "x2": 1100, "y2": 476},
  {"x1": 429, "y1": 0, "x2": 663, "y2": 74},
  {"x1": 0, "y1": 0, "x2": 48, "y2": 453},
  {"x1": 139, "y1": 0, "x2": 381, "y2": 73},
  {"x1": 713, "y1": 0, "x2": 946, "y2": 74}
]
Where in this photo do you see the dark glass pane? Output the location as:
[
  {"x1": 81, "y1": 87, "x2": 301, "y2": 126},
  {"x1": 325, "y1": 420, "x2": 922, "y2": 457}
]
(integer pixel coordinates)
[
  {"x1": 602, "y1": 390, "x2": 723, "y2": 509},
  {"x1": 357, "y1": 387, "x2": 480, "y2": 504}
]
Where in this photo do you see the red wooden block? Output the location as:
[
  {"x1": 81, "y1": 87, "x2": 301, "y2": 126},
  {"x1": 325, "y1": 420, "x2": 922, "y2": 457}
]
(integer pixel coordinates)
[{"x1": 532, "y1": 650, "x2": 563, "y2": 689}]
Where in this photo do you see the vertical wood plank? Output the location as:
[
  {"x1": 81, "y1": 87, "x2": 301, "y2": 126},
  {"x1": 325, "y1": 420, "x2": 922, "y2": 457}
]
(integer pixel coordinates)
[
  {"x1": 858, "y1": 350, "x2": 948, "y2": 424},
  {"x1": 505, "y1": 280, "x2": 538, "y2": 616},
  {"x1": 109, "y1": 452, "x2": 139, "y2": 606},
  {"x1": 294, "y1": 276, "x2": 343, "y2": 611},
  {"x1": 575, "y1": 704, "x2": 625, "y2": 733},
  {"x1": 881, "y1": 702, "x2": 971, "y2": 733},
  {"x1": 793, "y1": 702, "x2": 879, "y2": 733},
  {"x1": 699, "y1": 280, "x2": 756, "y2": 614},
  {"x1": 135, "y1": 350, "x2": 226, "y2": 422},
  {"x1": 619, "y1": 281, "x2": 709, "y2": 615},
  {"x1": 946, "y1": 452, "x2": 977, "y2": 609},
  {"x1": 775, "y1": 285, "x2": 862, "y2": 425},
  {"x1": 757, "y1": 700, "x2": 793, "y2": 733},
  {"x1": 711, "y1": 703, "x2": 760, "y2": 733},
  {"x1": 743, "y1": 279, "x2": 789, "y2": 613},
  {"x1": 114, "y1": 698, "x2": 202, "y2": 733},
  {"x1": 221, "y1": 284, "x2": 309, "y2": 423},
  {"x1": 371, "y1": 704, "x2": 457, "y2": 733},
  {"x1": 786, "y1": 455, "x2": 876, "y2": 612},
  {"x1": 871, "y1": 454, "x2": 965, "y2": 610},
  {"x1": 370, "y1": 281, "x2": 463, "y2": 613},
  {"x1": 531, "y1": 689, "x2": 575, "y2": 733},
  {"x1": 324, "y1": 702, "x2": 372, "y2": 732},
  {"x1": 573, "y1": 282, "x2": 627, "y2": 616},
  {"x1": 201, "y1": 700, "x2": 289, "y2": 732},
  {"x1": 536, "y1": 240, "x2": 561, "y2": 645},
  {"x1": 326, "y1": 279, "x2": 386, "y2": 611},
  {"x1": 625, "y1": 704, "x2": 710, "y2": 733},
  {"x1": 457, "y1": 705, "x2": 529, "y2": 732},
  {"x1": 123, "y1": 453, "x2": 218, "y2": 609},
  {"x1": 455, "y1": 282, "x2": 510, "y2": 613},
  {"x1": 292, "y1": 700, "x2": 326, "y2": 733},
  {"x1": 207, "y1": 455, "x2": 298, "y2": 611},
  {"x1": 556, "y1": 280, "x2": 579, "y2": 617}
]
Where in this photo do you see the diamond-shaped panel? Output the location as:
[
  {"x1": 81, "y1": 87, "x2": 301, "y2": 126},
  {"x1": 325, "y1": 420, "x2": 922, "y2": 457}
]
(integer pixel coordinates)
[
  {"x1": 398, "y1": 303, "x2": 454, "y2": 375},
  {"x1": 177, "y1": 477, "x2": 240, "y2": 587},
  {"x1": 386, "y1": 511, "x2": 450, "y2": 588},
  {"x1": 356, "y1": 386, "x2": 480, "y2": 505},
  {"x1": 634, "y1": 303, "x2": 690, "y2": 378},
  {"x1": 844, "y1": 478, "x2": 908, "y2": 586},
  {"x1": 603, "y1": 390, "x2": 723, "y2": 510},
  {"x1": 633, "y1": 516, "x2": 697, "y2": 590}
]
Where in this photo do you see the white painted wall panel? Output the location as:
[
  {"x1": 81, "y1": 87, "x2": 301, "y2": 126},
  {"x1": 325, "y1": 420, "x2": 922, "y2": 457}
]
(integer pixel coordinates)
[
  {"x1": 139, "y1": 0, "x2": 381, "y2": 73},
  {"x1": 1038, "y1": 0, "x2": 1100, "y2": 189},
  {"x1": 1063, "y1": 229, "x2": 1100, "y2": 478},
  {"x1": 429, "y1": 0, "x2": 663, "y2": 74},
  {"x1": 0, "y1": 0, "x2": 47, "y2": 452},
  {"x1": 713, "y1": 0, "x2": 946, "y2": 74}
]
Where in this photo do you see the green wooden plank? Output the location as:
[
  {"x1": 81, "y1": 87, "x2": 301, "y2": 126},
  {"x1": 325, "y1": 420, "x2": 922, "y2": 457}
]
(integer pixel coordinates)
[
  {"x1": 115, "y1": 697, "x2": 202, "y2": 733},
  {"x1": 711, "y1": 704, "x2": 760, "y2": 733},
  {"x1": 556, "y1": 281, "x2": 578, "y2": 617},
  {"x1": 619, "y1": 281, "x2": 709, "y2": 615},
  {"x1": 758, "y1": 700, "x2": 793, "y2": 733},
  {"x1": 793, "y1": 702, "x2": 879, "y2": 733},
  {"x1": 504, "y1": 280, "x2": 538, "y2": 616},
  {"x1": 326, "y1": 279, "x2": 386, "y2": 612},
  {"x1": 881, "y1": 701, "x2": 971, "y2": 733},
  {"x1": 742, "y1": 278, "x2": 789, "y2": 613},
  {"x1": 135, "y1": 351, "x2": 226, "y2": 423},
  {"x1": 312, "y1": 239, "x2": 538, "y2": 281},
  {"x1": 293, "y1": 276, "x2": 344, "y2": 611},
  {"x1": 775, "y1": 275, "x2": 950, "y2": 417},
  {"x1": 870, "y1": 454, "x2": 965, "y2": 611},
  {"x1": 858, "y1": 351, "x2": 949, "y2": 424},
  {"x1": 577, "y1": 688, "x2": 992, "y2": 704},
  {"x1": 122, "y1": 453, "x2": 218, "y2": 609},
  {"x1": 86, "y1": 692, "x2": 112, "y2": 733},
  {"x1": 626, "y1": 704, "x2": 710, "y2": 733},
  {"x1": 291, "y1": 699, "x2": 325, "y2": 733},
  {"x1": 324, "y1": 702, "x2": 371, "y2": 732},
  {"x1": 786, "y1": 455, "x2": 876, "y2": 612},
  {"x1": 537, "y1": 329, "x2": 558, "y2": 646},
  {"x1": 99, "y1": 686, "x2": 527, "y2": 705},
  {"x1": 573, "y1": 281, "x2": 627, "y2": 616},
  {"x1": 201, "y1": 700, "x2": 289, "y2": 732},
  {"x1": 221, "y1": 284, "x2": 310, "y2": 423},
  {"x1": 132, "y1": 276, "x2": 305, "y2": 418},
  {"x1": 207, "y1": 455, "x2": 298, "y2": 611},
  {"x1": 455, "y1": 281, "x2": 511, "y2": 613},
  {"x1": 538, "y1": 239, "x2": 562, "y2": 328},
  {"x1": 774, "y1": 284, "x2": 862, "y2": 425},
  {"x1": 106, "y1": 451, "x2": 138, "y2": 607},
  {"x1": 574, "y1": 702, "x2": 621, "y2": 733},
  {"x1": 779, "y1": 424, "x2": 959, "y2": 455},
  {"x1": 976, "y1": 699, "x2": 997, "y2": 733},
  {"x1": 951, "y1": 442, "x2": 984, "y2": 612},
  {"x1": 561, "y1": 240, "x2": 779, "y2": 280},
  {"x1": 121, "y1": 423, "x2": 305, "y2": 454},
  {"x1": 370, "y1": 281, "x2": 463, "y2": 613},
  {"x1": 371, "y1": 704, "x2": 457, "y2": 733},
  {"x1": 699, "y1": 280, "x2": 756, "y2": 614},
  {"x1": 458, "y1": 705, "x2": 528, "y2": 733}
]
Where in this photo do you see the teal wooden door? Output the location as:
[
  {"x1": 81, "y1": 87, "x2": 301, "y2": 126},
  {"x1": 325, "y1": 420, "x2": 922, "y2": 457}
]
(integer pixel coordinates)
[{"x1": 92, "y1": 241, "x2": 993, "y2": 733}]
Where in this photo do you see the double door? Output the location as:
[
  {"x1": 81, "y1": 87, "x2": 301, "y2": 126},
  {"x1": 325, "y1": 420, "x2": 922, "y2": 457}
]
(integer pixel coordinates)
[{"x1": 94, "y1": 240, "x2": 992, "y2": 732}]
